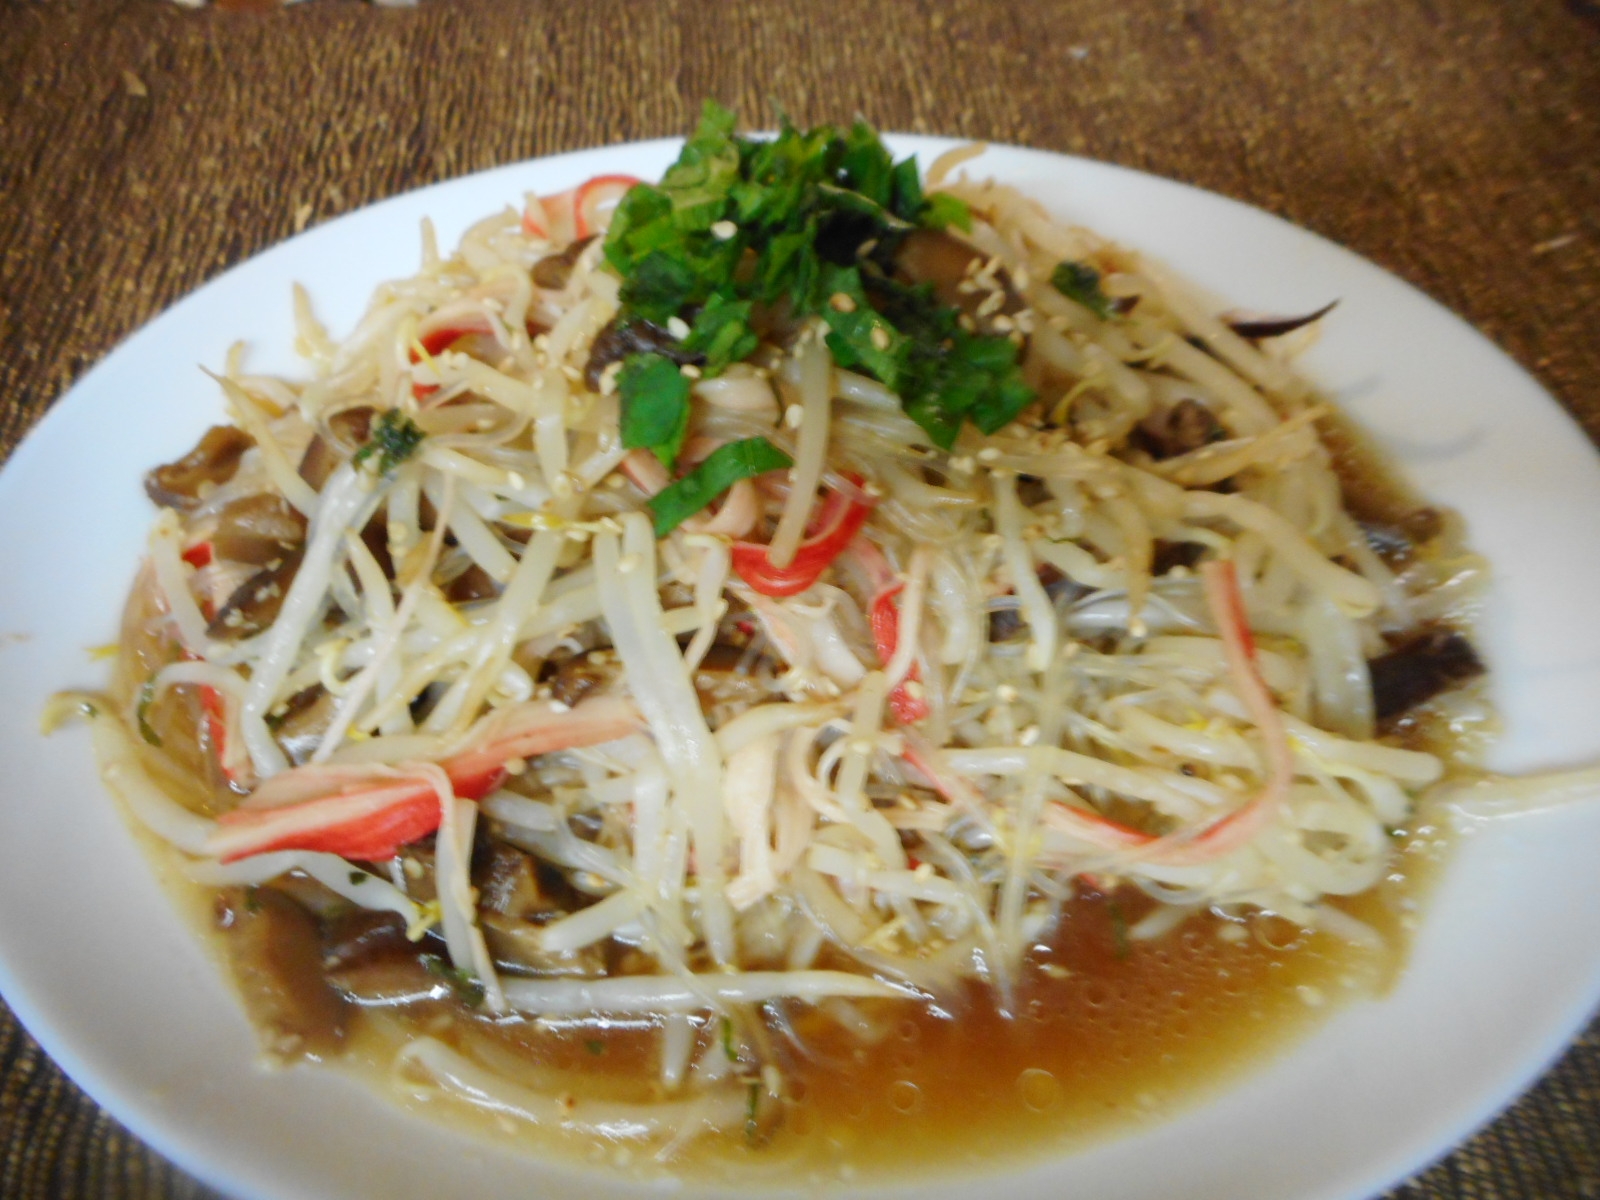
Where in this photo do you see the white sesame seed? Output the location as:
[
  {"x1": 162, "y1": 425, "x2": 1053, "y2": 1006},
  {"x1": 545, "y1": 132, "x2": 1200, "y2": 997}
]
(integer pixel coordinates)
[
  {"x1": 870, "y1": 325, "x2": 891, "y2": 351},
  {"x1": 666, "y1": 316, "x2": 691, "y2": 340},
  {"x1": 949, "y1": 455, "x2": 975, "y2": 473},
  {"x1": 976, "y1": 446, "x2": 1002, "y2": 463},
  {"x1": 829, "y1": 292, "x2": 857, "y2": 313},
  {"x1": 507, "y1": 471, "x2": 527, "y2": 491},
  {"x1": 784, "y1": 403, "x2": 804, "y2": 429},
  {"x1": 679, "y1": 363, "x2": 702, "y2": 379},
  {"x1": 617, "y1": 553, "x2": 641, "y2": 575},
  {"x1": 560, "y1": 363, "x2": 582, "y2": 383},
  {"x1": 710, "y1": 219, "x2": 737, "y2": 240},
  {"x1": 1018, "y1": 724, "x2": 1041, "y2": 746},
  {"x1": 995, "y1": 684, "x2": 1019, "y2": 703}
]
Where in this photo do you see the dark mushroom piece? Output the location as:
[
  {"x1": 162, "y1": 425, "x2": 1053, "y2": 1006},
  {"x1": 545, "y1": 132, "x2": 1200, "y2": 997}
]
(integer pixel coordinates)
[
  {"x1": 1225, "y1": 301, "x2": 1338, "y2": 341},
  {"x1": 583, "y1": 317, "x2": 702, "y2": 391},
  {"x1": 892, "y1": 228, "x2": 1025, "y2": 335},
  {"x1": 543, "y1": 649, "x2": 622, "y2": 708},
  {"x1": 145, "y1": 425, "x2": 255, "y2": 510},
  {"x1": 210, "y1": 493, "x2": 308, "y2": 566},
  {"x1": 532, "y1": 235, "x2": 596, "y2": 291},
  {"x1": 215, "y1": 886, "x2": 348, "y2": 1061},
  {"x1": 297, "y1": 407, "x2": 375, "y2": 491},
  {"x1": 1370, "y1": 628, "x2": 1485, "y2": 724},
  {"x1": 207, "y1": 548, "x2": 304, "y2": 640},
  {"x1": 1138, "y1": 398, "x2": 1229, "y2": 461}
]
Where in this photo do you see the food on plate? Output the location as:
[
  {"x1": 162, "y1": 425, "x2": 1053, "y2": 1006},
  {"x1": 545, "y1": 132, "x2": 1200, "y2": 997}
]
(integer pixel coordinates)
[{"x1": 58, "y1": 104, "x2": 1496, "y2": 1175}]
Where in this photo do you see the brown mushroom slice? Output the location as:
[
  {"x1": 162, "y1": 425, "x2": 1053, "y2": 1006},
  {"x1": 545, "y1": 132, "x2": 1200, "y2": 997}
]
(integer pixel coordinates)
[
  {"x1": 480, "y1": 913, "x2": 607, "y2": 978},
  {"x1": 1139, "y1": 398, "x2": 1228, "y2": 460},
  {"x1": 207, "y1": 548, "x2": 303, "y2": 640},
  {"x1": 532, "y1": 235, "x2": 596, "y2": 291},
  {"x1": 215, "y1": 886, "x2": 348, "y2": 1061},
  {"x1": 1370, "y1": 628, "x2": 1485, "y2": 724},
  {"x1": 326, "y1": 955, "x2": 456, "y2": 1008},
  {"x1": 209, "y1": 493, "x2": 308, "y2": 565},
  {"x1": 272, "y1": 685, "x2": 339, "y2": 766},
  {"x1": 476, "y1": 843, "x2": 549, "y2": 917},
  {"x1": 893, "y1": 229, "x2": 1024, "y2": 331},
  {"x1": 544, "y1": 649, "x2": 623, "y2": 708},
  {"x1": 583, "y1": 316, "x2": 700, "y2": 390},
  {"x1": 298, "y1": 408, "x2": 375, "y2": 491},
  {"x1": 145, "y1": 425, "x2": 255, "y2": 510},
  {"x1": 1225, "y1": 301, "x2": 1338, "y2": 341}
]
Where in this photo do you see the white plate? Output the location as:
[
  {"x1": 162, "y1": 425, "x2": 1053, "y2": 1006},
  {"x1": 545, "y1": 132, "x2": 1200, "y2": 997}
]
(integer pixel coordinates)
[{"x1": 1, "y1": 137, "x2": 1598, "y2": 1200}]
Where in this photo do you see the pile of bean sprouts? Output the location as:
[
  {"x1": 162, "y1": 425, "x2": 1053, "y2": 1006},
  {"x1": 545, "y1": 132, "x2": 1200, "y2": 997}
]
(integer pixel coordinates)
[{"x1": 81, "y1": 146, "x2": 1494, "y2": 1142}]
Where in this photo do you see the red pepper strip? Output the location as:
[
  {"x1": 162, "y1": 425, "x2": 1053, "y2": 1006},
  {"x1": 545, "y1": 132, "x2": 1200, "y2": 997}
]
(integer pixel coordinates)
[
  {"x1": 209, "y1": 696, "x2": 640, "y2": 863},
  {"x1": 181, "y1": 541, "x2": 214, "y2": 569},
  {"x1": 870, "y1": 582, "x2": 929, "y2": 724},
  {"x1": 731, "y1": 486, "x2": 874, "y2": 597},
  {"x1": 573, "y1": 174, "x2": 642, "y2": 238}
]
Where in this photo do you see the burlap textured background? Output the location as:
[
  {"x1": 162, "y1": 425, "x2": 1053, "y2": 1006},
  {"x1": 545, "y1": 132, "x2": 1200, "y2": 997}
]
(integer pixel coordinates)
[{"x1": 1, "y1": 1, "x2": 1597, "y2": 1196}]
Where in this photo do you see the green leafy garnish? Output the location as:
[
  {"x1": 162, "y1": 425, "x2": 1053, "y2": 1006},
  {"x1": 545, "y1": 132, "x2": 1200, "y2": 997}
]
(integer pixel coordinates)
[
  {"x1": 135, "y1": 679, "x2": 162, "y2": 747},
  {"x1": 618, "y1": 353, "x2": 694, "y2": 468},
  {"x1": 720, "y1": 1016, "x2": 738, "y2": 1063},
  {"x1": 352, "y1": 408, "x2": 425, "y2": 475},
  {"x1": 348, "y1": 871, "x2": 368, "y2": 886},
  {"x1": 649, "y1": 437, "x2": 793, "y2": 536},
  {"x1": 602, "y1": 100, "x2": 1032, "y2": 466},
  {"x1": 422, "y1": 954, "x2": 487, "y2": 1006},
  {"x1": 585, "y1": 1038, "x2": 605, "y2": 1056},
  {"x1": 1051, "y1": 260, "x2": 1114, "y2": 321}
]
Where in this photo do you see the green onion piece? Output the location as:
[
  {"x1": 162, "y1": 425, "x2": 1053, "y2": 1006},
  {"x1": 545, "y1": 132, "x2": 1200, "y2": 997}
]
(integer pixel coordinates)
[
  {"x1": 1051, "y1": 260, "x2": 1115, "y2": 321},
  {"x1": 352, "y1": 408, "x2": 425, "y2": 476},
  {"x1": 135, "y1": 680, "x2": 162, "y2": 747},
  {"x1": 618, "y1": 352, "x2": 694, "y2": 468},
  {"x1": 649, "y1": 437, "x2": 793, "y2": 537}
]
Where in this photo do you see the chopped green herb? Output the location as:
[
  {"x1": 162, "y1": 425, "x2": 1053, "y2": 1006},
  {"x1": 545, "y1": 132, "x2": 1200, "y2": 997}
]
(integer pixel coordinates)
[
  {"x1": 348, "y1": 870, "x2": 368, "y2": 886},
  {"x1": 745, "y1": 1080, "x2": 761, "y2": 1142},
  {"x1": 135, "y1": 679, "x2": 162, "y2": 747},
  {"x1": 422, "y1": 954, "x2": 487, "y2": 1007},
  {"x1": 1051, "y1": 260, "x2": 1115, "y2": 321},
  {"x1": 618, "y1": 352, "x2": 694, "y2": 468},
  {"x1": 243, "y1": 887, "x2": 262, "y2": 915},
  {"x1": 602, "y1": 101, "x2": 1030, "y2": 468},
  {"x1": 585, "y1": 1038, "x2": 605, "y2": 1056},
  {"x1": 352, "y1": 408, "x2": 425, "y2": 475},
  {"x1": 720, "y1": 1016, "x2": 738, "y2": 1063},
  {"x1": 1106, "y1": 897, "x2": 1132, "y2": 960},
  {"x1": 648, "y1": 437, "x2": 793, "y2": 536}
]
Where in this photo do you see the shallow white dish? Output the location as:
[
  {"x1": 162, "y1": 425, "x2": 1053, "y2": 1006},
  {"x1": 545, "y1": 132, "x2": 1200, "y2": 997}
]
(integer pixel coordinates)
[{"x1": 1, "y1": 135, "x2": 1598, "y2": 1200}]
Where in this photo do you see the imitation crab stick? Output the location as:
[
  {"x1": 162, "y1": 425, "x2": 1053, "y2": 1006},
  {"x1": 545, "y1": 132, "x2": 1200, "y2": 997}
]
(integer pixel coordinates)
[
  {"x1": 1034, "y1": 558, "x2": 1295, "y2": 866},
  {"x1": 206, "y1": 695, "x2": 641, "y2": 863},
  {"x1": 848, "y1": 537, "x2": 929, "y2": 724}
]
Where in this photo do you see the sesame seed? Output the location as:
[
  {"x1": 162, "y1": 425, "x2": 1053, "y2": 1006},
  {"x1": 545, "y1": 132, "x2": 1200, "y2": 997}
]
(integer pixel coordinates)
[
  {"x1": 991, "y1": 314, "x2": 1015, "y2": 333},
  {"x1": 949, "y1": 455, "x2": 975, "y2": 473},
  {"x1": 560, "y1": 363, "x2": 582, "y2": 383},
  {"x1": 976, "y1": 446, "x2": 1002, "y2": 462},
  {"x1": 667, "y1": 316, "x2": 691, "y2": 340},
  {"x1": 829, "y1": 292, "x2": 857, "y2": 313},
  {"x1": 784, "y1": 403, "x2": 804, "y2": 429},
  {"x1": 1018, "y1": 724, "x2": 1041, "y2": 746},
  {"x1": 995, "y1": 684, "x2": 1019, "y2": 703},
  {"x1": 870, "y1": 325, "x2": 891, "y2": 351},
  {"x1": 711, "y1": 219, "x2": 737, "y2": 240},
  {"x1": 507, "y1": 471, "x2": 527, "y2": 491},
  {"x1": 679, "y1": 363, "x2": 702, "y2": 379},
  {"x1": 617, "y1": 553, "x2": 641, "y2": 575}
]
